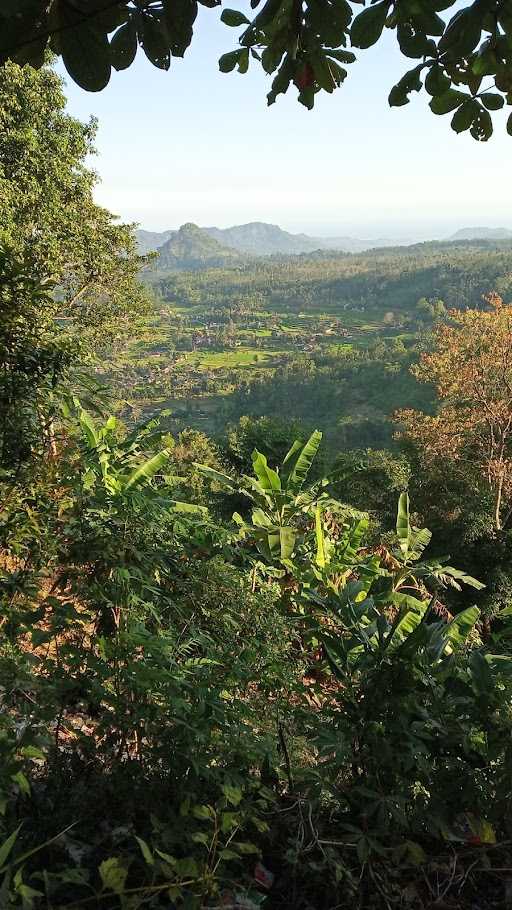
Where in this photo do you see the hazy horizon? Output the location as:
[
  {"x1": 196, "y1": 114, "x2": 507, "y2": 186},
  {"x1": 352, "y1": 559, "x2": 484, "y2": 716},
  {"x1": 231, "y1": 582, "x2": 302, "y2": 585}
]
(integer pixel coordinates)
[{"x1": 135, "y1": 219, "x2": 512, "y2": 242}]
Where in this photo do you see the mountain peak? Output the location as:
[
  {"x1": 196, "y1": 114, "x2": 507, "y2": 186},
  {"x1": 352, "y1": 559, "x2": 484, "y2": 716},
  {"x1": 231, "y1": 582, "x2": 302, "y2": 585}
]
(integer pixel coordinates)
[
  {"x1": 136, "y1": 220, "x2": 371, "y2": 261},
  {"x1": 148, "y1": 223, "x2": 242, "y2": 272}
]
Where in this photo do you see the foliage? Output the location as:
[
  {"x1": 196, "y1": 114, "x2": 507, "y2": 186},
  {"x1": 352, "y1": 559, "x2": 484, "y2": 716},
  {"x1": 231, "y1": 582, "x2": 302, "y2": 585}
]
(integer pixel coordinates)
[
  {"x1": 330, "y1": 447, "x2": 411, "y2": 526},
  {"x1": 398, "y1": 295, "x2": 512, "y2": 531},
  {"x1": 0, "y1": 404, "x2": 298, "y2": 906},
  {"x1": 0, "y1": 249, "x2": 69, "y2": 468},
  {"x1": 1, "y1": 1, "x2": 512, "y2": 138},
  {"x1": 197, "y1": 429, "x2": 335, "y2": 563},
  {"x1": 3, "y1": 397, "x2": 512, "y2": 906},
  {"x1": 225, "y1": 414, "x2": 312, "y2": 474},
  {"x1": 0, "y1": 61, "x2": 151, "y2": 346}
]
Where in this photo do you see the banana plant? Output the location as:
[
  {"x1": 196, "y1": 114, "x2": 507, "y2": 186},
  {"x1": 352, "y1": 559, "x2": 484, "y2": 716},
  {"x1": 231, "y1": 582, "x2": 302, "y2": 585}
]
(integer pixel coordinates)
[
  {"x1": 311, "y1": 491, "x2": 483, "y2": 601},
  {"x1": 77, "y1": 406, "x2": 171, "y2": 497},
  {"x1": 74, "y1": 403, "x2": 205, "y2": 514},
  {"x1": 392, "y1": 491, "x2": 484, "y2": 595},
  {"x1": 307, "y1": 491, "x2": 486, "y2": 677},
  {"x1": 196, "y1": 430, "x2": 335, "y2": 562},
  {"x1": 320, "y1": 585, "x2": 483, "y2": 680}
]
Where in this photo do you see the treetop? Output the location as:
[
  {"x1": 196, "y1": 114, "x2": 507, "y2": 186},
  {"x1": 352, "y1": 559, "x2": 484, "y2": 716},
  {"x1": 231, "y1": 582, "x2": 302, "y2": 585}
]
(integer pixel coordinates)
[{"x1": 1, "y1": 0, "x2": 511, "y2": 139}]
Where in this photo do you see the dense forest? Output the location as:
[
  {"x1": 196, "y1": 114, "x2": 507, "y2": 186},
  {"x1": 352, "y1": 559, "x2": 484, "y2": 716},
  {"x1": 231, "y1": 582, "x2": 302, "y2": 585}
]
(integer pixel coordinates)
[{"x1": 3, "y1": 53, "x2": 512, "y2": 910}]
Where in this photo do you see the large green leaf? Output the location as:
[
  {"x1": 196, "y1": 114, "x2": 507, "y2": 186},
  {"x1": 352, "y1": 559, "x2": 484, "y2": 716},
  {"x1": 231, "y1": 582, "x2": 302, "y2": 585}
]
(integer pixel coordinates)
[
  {"x1": 430, "y1": 89, "x2": 468, "y2": 115},
  {"x1": 138, "y1": 12, "x2": 171, "y2": 69},
  {"x1": 219, "y1": 49, "x2": 244, "y2": 72},
  {"x1": 60, "y1": 15, "x2": 111, "y2": 91},
  {"x1": 315, "y1": 506, "x2": 326, "y2": 568},
  {"x1": 396, "y1": 491, "x2": 411, "y2": 557},
  {"x1": 390, "y1": 608, "x2": 425, "y2": 647},
  {"x1": 251, "y1": 508, "x2": 274, "y2": 528},
  {"x1": 351, "y1": 0, "x2": 390, "y2": 49},
  {"x1": 251, "y1": 450, "x2": 281, "y2": 491},
  {"x1": 221, "y1": 8, "x2": 250, "y2": 26},
  {"x1": 162, "y1": 0, "x2": 197, "y2": 56},
  {"x1": 110, "y1": 21, "x2": 137, "y2": 71},
  {"x1": 438, "y1": 6, "x2": 482, "y2": 55},
  {"x1": 79, "y1": 408, "x2": 99, "y2": 449},
  {"x1": 279, "y1": 526, "x2": 296, "y2": 559},
  {"x1": 0, "y1": 825, "x2": 21, "y2": 870},
  {"x1": 445, "y1": 606, "x2": 480, "y2": 651},
  {"x1": 286, "y1": 430, "x2": 322, "y2": 492},
  {"x1": 281, "y1": 439, "x2": 303, "y2": 471},
  {"x1": 439, "y1": 565, "x2": 485, "y2": 591},
  {"x1": 410, "y1": 526, "x2": 432, "y2": 557},
  {"x1": 124, "y1": 449, "x2": 171, "y2": 490}
]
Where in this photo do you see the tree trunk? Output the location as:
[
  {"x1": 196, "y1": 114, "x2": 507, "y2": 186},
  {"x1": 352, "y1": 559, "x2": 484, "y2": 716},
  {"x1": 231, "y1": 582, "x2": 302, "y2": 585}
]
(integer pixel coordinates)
[{"x1": 495, "y1": 475, "x2": 504, "y2": 531}]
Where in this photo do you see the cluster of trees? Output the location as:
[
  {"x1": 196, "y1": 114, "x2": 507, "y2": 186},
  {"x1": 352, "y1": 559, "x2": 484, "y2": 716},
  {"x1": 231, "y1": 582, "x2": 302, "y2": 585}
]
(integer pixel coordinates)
[
  {"x1": 156, "y1": 242, "x2": 512, "y2": 316},
  {"x1": 4, "y1": 55, "x2": 512, "y2": 910}
]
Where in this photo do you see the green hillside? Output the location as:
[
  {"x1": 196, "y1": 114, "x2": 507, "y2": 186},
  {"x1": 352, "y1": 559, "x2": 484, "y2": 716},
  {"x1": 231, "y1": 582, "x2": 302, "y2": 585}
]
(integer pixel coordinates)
[{"x1": 149, "y1": 222, "x2": 244, "y2": 271}]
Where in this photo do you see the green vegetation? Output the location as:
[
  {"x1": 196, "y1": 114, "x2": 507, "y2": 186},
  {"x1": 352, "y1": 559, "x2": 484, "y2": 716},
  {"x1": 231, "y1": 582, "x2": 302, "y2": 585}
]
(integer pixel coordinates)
[
  {"x1": 152, "y1": 223, "x2": 243, "y2": 272},
  {"x1": 103, "y1": 236, "x2": 512, "y2": 452},
  {"x1": 4, "y1": 56, "x2": 512, "y2": 910},
  {"x1": 2, "y1": 0, "x2": 512, "y2": 139}
]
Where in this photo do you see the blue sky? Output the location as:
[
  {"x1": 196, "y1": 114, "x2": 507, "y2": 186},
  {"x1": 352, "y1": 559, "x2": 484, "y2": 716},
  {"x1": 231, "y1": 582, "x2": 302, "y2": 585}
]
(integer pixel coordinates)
[{"x1": 59, "y1": 7, "x2": 511, "y2": 239}]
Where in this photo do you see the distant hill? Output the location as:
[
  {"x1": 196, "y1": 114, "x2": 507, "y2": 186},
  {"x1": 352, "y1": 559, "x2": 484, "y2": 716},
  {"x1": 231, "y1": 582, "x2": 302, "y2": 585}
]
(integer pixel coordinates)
[
  {"x1": 149, "y1": 223, "x2": 243, "y2": 271},
  {"x1": 137, "y1": 221, "x2": 371, "y2": 258},
  {"x1": 448, "y1": 227, "x2": 512, "y2": 242},
  {"x1": 138, "y1": 221, "x2": 511, "y2": 268},
  {"x1": 205, "y1": 222, "x2": 377, "y2": 255},
  {"x1": 137, "y1": 228, "x2": 175, "y2": 254},
  {"x1": 204, "y1": 222, "x2": 327, "y2": 256}
]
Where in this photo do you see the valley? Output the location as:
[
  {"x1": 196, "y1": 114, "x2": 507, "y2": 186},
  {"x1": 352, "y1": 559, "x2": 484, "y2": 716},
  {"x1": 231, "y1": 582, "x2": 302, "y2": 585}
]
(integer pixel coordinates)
[
  {"x1": 4, "y1": 25, "x2": 512, "y2": 906},
  {"x1": 104, "y1": 235, "x2": 512, "y2": 453}
]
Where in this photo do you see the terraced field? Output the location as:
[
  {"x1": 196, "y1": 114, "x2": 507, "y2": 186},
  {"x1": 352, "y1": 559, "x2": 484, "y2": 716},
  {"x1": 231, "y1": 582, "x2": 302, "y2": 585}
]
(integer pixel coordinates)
[{"x1": 105, "y1": 240, "x2": 512, "y2": 440}]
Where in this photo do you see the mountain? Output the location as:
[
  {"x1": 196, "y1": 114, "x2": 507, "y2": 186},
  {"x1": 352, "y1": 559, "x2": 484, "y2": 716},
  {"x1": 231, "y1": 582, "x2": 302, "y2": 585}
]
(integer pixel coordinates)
[
  {"x1": 149, "y1": 223, "x2": 243, "y2": 271},
  {"x1": 137, "y1": 220, "x2": 412, "y2": 261},
  {"x1": 203, "y1": 222, "x2": 326, "y2": 256},
  {"x1": 138, "y1": 221, "x2": 367, "y2": 258},
  {"x1": 204, "y1": 222, "x2": 372, "y2": 255},
  {"x1": 448, "y1": 227, "x2": 512, "y2": 242},
  {"x1": 136, "y1": 228, "x2": 175, "y2": 254}
]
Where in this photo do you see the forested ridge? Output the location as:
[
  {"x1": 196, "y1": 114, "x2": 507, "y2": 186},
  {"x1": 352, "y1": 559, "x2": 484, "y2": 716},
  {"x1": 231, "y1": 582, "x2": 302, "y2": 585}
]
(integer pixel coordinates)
[{"x1": 3, "y1": 57, "x2": 512, "y2": 910}]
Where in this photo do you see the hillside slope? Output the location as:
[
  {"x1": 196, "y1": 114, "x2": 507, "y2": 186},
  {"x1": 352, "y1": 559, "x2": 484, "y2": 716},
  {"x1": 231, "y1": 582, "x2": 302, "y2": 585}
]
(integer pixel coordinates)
[
  {"x1": 138, "y1": 221, "x2": 369, "y2": 257},
  {"x1": 150, "y1": 223, "x2": 243, "y2": 271},
  {"x1": 137, "y1": 228, "x2": 175, "y2": 254},
  {"x1": 449, "y1": 226, "x2": 512, "y2": 242},
  {"x1": 204, "y1": 222, "x2": 323, "y2": 255}
]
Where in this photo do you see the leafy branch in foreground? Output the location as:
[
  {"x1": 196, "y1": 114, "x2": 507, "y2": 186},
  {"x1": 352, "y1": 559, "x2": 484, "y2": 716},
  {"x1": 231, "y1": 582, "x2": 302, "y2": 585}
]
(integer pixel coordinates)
[{"x1": 0, "y1": 1, "x2": 511, "y2": 138}]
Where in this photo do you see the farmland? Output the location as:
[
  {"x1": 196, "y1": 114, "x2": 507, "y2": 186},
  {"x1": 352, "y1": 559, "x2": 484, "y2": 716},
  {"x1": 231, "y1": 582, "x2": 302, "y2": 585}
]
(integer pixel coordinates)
[{"x1": 101, "y1": 239, "x2": 512, "y2": 452}]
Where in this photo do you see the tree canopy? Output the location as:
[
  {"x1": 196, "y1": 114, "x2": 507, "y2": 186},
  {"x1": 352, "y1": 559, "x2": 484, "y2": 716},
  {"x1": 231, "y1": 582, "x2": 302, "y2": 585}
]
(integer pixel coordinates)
[
  {"x1": 398, "y1": 294, "x2": 512, "y2": 532},
  {"x1": 0, "y1": 61, "x2": 150, "y2": 468},
  {"x1": 0, "y1": 0, "x2": 511, "y2": 139},
  {"x1": 0, "y1": 60, "x2": 150, "y2": 339}
]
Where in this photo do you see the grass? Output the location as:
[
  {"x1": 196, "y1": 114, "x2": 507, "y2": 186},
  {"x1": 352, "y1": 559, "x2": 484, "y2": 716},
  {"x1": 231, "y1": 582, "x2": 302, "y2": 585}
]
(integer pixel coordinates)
[{"x1": 178, "y1": 348, "x2": 286, "y2": 370}]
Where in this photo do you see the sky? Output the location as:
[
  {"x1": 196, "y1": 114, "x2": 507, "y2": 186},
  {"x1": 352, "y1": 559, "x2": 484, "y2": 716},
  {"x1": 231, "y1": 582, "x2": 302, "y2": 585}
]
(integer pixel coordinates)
[{"x1": 59, "y1": 6, "x2": 512, "y2": 241}]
